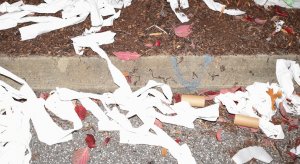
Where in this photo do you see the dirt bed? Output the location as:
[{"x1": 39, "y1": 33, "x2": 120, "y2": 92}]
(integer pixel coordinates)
[{"x1": 0, "y1": 0, "x2": 299, "y2": 57}]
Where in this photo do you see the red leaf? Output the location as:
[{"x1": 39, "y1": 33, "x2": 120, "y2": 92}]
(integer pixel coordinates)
[
  {"x1": 154, "y1": 40, "x2": 161, "y2": 46},
  {"x1": 283, "y1": 26, "x2": 295, "y2": 35},
  {"x1": 72, "y1": 147, "x2": 90, "y2": 164},
  {"x1": 242, "y1": 15, "x2": 255, "y2": 22},
  {"x1": 85, "y1": 134, "x2": 96, "y2": 148},
  {"x1": 173, "y1": 93, "x2": 181, "y2": 103},
  {"x1": 103, "y1": 137, "x2": 111, "y2": 146},
  {"x1": 254, "y1": 18, "x2": 267, "y2": 25},
  {"x1": 112, "y1": 51, "x2": 140, "y2": 61},
  {"x1": 288, "y1": 125, "x2": 299, "y2": 131},
  {"x1": 39, "y1": 92, "x2": 49, "y2": 100},
  {"x1": 154, "y1": 119, "x2": 163, "y2": 129},
  {"x1": 144, "y1": 43, "x2": 153, "y2": 48},
  {"x1": 174, "y1": 25, "x2": 192, "y2": 38},
  {"x1": 175, "y1": 138, "x2": 181, "y2": 143},
  {"x1": 287, "y1": 151, "x2": 297, "y2": 161},
  {"x1": 75, "y1": 104, "x2": 87, "y2": 120},
  {"x1": 216, "y1": 129, "x2": 222, "y2": 142},
  {"x1": 274, "y1": 6, "x2": 288, "y2": 17}
]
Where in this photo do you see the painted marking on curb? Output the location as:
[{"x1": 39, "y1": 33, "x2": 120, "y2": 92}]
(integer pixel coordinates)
[{"x1": 171, "y1": 57, "x2": 199, "y2": 92}]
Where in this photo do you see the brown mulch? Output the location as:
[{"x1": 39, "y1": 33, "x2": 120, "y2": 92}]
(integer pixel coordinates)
[{"x1": 0, "y1": 0, "x2": 299, "y2": 57}]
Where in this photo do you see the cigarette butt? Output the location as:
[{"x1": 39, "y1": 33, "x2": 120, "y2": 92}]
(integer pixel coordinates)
[
  {"x1": 181, "y1": 94, "x2": 205, "y2": 107},
  {"x1": 234, "y1": 114, "x2": 259, "y2": 129}
]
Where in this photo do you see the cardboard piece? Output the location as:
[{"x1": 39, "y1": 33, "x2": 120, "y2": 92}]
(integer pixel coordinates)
[
  {"x1": 181, "y1": 94, "x2": 205, "y2": 107},
  {"x1": 234, "y1": 114, "x2": 259, "y2": 128}
]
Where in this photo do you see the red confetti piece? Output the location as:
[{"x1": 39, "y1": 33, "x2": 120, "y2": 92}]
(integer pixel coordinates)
[
  {"x1": 242, "y1": 15, "x2": 255, "y2": 22},
  {"x1": 216, "y1": 129, "x2": 222, "y2": 142},
  {"x1": 103, "y1": 137, "x2": 111, "y2": 146},
  {"x1": 72, "y1": 147, "x2": 90, "y2": 164},
  {"x1": 85, "y1": 134, "x2": 96, "y2": 148},
  {"x1": 75, "y1": 104, "x2": 87, "y2": 120}
]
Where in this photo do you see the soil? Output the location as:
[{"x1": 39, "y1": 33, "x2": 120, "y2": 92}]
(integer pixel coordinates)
[{"x1": 0, "y1": 0, "x2": 300, "y2": 57}]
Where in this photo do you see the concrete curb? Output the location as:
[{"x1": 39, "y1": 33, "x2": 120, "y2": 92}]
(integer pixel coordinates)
[{"x1": 0, "y1": 54, "x2": 299, "y2": 93}]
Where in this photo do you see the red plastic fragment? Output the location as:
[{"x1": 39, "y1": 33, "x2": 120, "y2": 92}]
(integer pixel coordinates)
[
  {"x1": 154, "y1": 40, "x2": 161, "y2": 47},
  {"x1": 283, "y1": 26, "x2": 295, "y2": 35}
]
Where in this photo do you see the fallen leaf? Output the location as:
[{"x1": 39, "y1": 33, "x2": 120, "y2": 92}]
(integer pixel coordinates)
[
  {"x1": 287, "y1": 151, "x2": 297, "y2": 161},
  {"x1": 154, "y1": 40, "x2": 161, "y2": 46},
  {"x1": 266, "y1": 88, "x2": 282, "y2": 110},
  {"x1": 173, "y1": 93, "x2": 181, "y2": 103},
  {"x1": 144, "y1": 43, "x2": 153, "y2": 48},
  {"x1": 288, "y1": 125, "x2": 298, "y2": 131},
  {"x1": 216, "y1": 129, "x2": 222, "y2": 142},
  {"x1": 112, "y1": 51, "x2": 140, "y2": 61},
  {"x1": 85, "y1": 134, "x2": 96, "y2": 148},
  {"x1": 103, "y1": 137, "x2": 111, "y2": 146},
  {"x1": 122, "y1": 71, "x2": 132, "y2": 84},
  {"x1": 154, "y1": 119, "x2": 163, "y2": 128},
  {"x1": 161, "y1": 147, "x2": 167, "y2": 157},
  {"x1": 242, "y1": 15, "x2": 255, "y2": 22},
  {"x1": 72, "y1": 147, "x2": 90, "y2": 164},
  {"x1": 274, "y1": 6, "x2": 288, "y2": 17},
  {"x1": 39, "y1": 92, "x2": 49, "y2": 100},
  {"x1": 75, "y1": 104, "x2": 87, "y2": 120},
  {"x1": 175, "y1": 138, "x2": 181, "y2": 143},
  {"x1": 254, "y1": 18, "x2": 267, "y2": 25},
  {"x1": 282, "y1": 26, "x2": 295, "y2": 35},
  {"x1": 174, "y1": 25, "x2": 192, "y2": 38}
]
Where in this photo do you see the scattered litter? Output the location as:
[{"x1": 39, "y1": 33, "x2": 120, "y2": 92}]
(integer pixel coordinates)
[
  {"x1": 254, "y1": 0, "x2": 300, "y2": 8},
  {"x1": 72, "y1": 147, "x2": 90, "y2": 164},
  {"x1": 232, "y1": 146, "x2": 273, "y2": 164},
  {"x1": 174, "y1": 24, "x2": 192, "y2": 38},
  {"x1": 167, "y1": 0, "x2": 189, "y2": 23},
  {"x1": 174, "y1": 94, "x2": 206, "y2": 107},
  {"x1": 85, "y1": 134, "x2": 96, "y2": 148},
  {"x1": 202, "y1": 0, "x2": 245, "y2": 15},
  {"x1": 274, "y1": 20, "x2": 285, "y2": 34},
  {"x1": 234, "y1": 114, "x2": 259, "y2": 129},
  {"x1": 112, "y1": 51, "x2": 141, "y2": 61}
]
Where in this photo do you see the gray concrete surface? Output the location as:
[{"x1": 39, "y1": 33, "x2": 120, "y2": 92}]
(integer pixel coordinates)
[
  {"x1": 0, "y1": 54, "x2": 299, "y2": 164},
  {"x1": 0, "y1": 54, "x2": 299, "y2": 93}
]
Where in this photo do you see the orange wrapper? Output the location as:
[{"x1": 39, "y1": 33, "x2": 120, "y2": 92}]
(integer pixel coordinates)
[
  {"x1": 181, "y1": 94, "x2": 205, "y2": 107},
  {"x1": 234, "y1": 114, "x2": 259, "y2": 129}
]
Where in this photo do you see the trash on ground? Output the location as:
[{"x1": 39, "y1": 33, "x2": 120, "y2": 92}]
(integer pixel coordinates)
[
  {"x1": 178, "y1": 94, "x2": 206, "y2": 107},
  {"x1": 202, "y1": 0, "x2": 245, "y2": 15},
  {"x1": 254, "y1": 0, "x2": 300, "y2": 8},
  {"x1": 232, "y1": 146, "x2": 273, "y2": 164},
  {"x1": 234, "y1": 114, "x2": 259, "y2": 129},
  {"x1": 85, "y1": 134, "x2": 96, "y2": 148}
]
